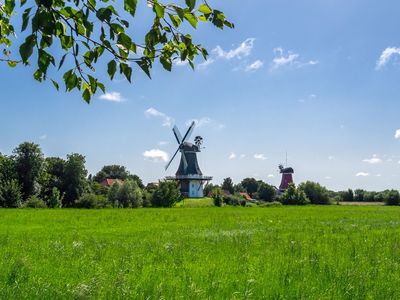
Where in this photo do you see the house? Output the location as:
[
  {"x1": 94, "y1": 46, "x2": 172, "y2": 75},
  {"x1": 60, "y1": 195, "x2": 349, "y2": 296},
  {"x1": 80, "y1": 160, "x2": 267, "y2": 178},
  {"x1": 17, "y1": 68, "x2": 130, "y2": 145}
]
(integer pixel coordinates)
[
  {"x1": 100, "y1": 178, "x2": 123, "y2": 188},
  {"x1": 239, "y1": 192, "x2": 254, "y2": 201}
]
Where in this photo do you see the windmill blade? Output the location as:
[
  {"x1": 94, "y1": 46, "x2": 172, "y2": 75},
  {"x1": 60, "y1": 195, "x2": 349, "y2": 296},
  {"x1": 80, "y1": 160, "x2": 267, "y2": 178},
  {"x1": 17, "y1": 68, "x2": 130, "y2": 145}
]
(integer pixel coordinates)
[
  {"x1": 172, "y1": 125, "x2": 182, "y2": 144},
  {"x1": 181, "y1": 149, "x2": 188, "y2": 171},
  {"x1": 181, "y1": 121, "x2": 195, "y2": 143},
  {"x1": 165, "y1": 147, "x2": 180, "y2": 170}
]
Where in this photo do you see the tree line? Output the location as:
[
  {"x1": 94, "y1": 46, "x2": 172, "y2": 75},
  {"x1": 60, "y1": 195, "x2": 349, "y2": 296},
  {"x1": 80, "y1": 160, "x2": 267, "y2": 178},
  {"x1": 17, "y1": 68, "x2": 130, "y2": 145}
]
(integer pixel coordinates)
[
  {"x1": 0, "y1": 142, "x2": 180, "y2": 208},
  {"x1": 206, "y1": 177, "x2": 400, "y2": 206},
  {"x1": 1, "y1": 142, "x2": 399, "y2": 208}
]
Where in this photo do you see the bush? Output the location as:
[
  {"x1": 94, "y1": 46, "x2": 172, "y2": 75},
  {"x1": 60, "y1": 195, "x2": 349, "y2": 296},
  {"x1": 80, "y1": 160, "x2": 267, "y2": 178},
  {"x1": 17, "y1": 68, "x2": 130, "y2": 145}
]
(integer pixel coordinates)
[
  {"x1": 47, "y1": 187, "x2": 62, "y2": 208},
  {"x1": 211, "y1": 187, "x2": 223, "y2": 207},
  {"x1": 384, "y1": 190, "x2": 400, "y2": 206},
  {"x1": 151, "y1": 180, "x2": 181, "y2": 207},
  {"x1": 257, "y1": 182, "x2": 276, "y2": 202},
  {"x1": 76, "y1": 194, "x2": 110, "y2": 208},
  {"x1": 117, "y1": 180, "x2": 143, "y2": 208},
  {"x1": 0, "y1": 179, "x2": 23, "y2": 208},
  {"x1": 298, "y1": 181, "x2": 331, "y2": 205},
  {"x1": 280, "y1": 184, "x2": 310, "y2": 205},
  {"x1": 259, "y1": 201, "x2": 282, "y2": 207},
  {"x1": 223, "y1": 194, "x2": 244, "y2": 206},
  {"x1": 23, "y1": 196, "x2": 47, "y2": 208}
]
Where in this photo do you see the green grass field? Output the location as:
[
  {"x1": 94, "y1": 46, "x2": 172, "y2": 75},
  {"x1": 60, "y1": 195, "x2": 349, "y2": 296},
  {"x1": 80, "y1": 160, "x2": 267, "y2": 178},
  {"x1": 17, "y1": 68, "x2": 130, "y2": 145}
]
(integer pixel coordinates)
[{"x1": 1, "y1": 206, "x2": 400, "y2": 299}]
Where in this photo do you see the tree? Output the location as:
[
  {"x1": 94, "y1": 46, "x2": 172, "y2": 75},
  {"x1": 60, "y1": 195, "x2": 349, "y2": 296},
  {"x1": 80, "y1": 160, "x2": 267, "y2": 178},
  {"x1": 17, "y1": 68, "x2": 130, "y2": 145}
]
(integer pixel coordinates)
[
  {"x1": 221, "y1": 177, "x2": 234, "y2": 194},
  {"x1": 47, "y1": 187, "x2": 62, "y2": 208},
  {"x1": 151, "y1": 180, "x2": 180, "y2": 207},
  {"x1": 13, "y1": 142, "x2": 44, "y2": 199},
  {"x1": 298, "y1": 181, "x2": 331, "y2": 205},
  {"x1": 39, "y1": 157, "x2": 66, "y2": 201},
  {"x1": 62, "y1": 153, "x2": 88, "y2": 207},
  {"x1": 384, "y1": 190, "x2": 400, "y2": 206},
  {"x1": 354, "y1": 189, "x2": 365, "y2": 202},
  {"x1": 257, "y1": 182, "x2": 276, "y2": 202},
  {"x1": 93, "y1": 165, "x2": 129, "y2": 182},
  {"x1": 107, "y1": 182, "x2": 121, "y2": 207},
  {"x1": 339, "y1": 189, "x2": 354, "y2": 202},
  {"x1": 117, "y1": 179, "x2": 142, "y2": 208},
  {"x1": 0, "y1": 179, "x2": 23, "y2": 208},
  {"x1": 240, "y1": 178, "x2": 259, "y2": 197},
  {"x1": 1, "y1": 0, "x2": 233, "y2": 102},
  {"x1": 211, "y1": 186, "x2": 223, "y2": 207},
  {"x1": 280, "y1": 183, "x2": 310, "y2": 205},
  {"x1": 0, "y1": 154, "x2": 16, "y2": 182}
]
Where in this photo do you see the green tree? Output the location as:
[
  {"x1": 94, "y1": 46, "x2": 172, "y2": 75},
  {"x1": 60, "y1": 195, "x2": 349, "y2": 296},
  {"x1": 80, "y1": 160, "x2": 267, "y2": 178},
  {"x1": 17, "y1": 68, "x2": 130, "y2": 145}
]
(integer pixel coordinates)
[
  {"x1": 0, "y1": 179, "x2": 23, "y2": 208},
  {"x1": 240, "y1": 178, "x2": 259, "y2": 197},
  {"x1": 211, "y1": 186, "x2": 223, "y2": 207},
  {"x1": 257, "y1": 182, "x2": 276, "y2": 202},
  {"x1": 39, "y1": 157, "x2": 66, "y2": 201},
  {"x1": 62, "y1": 153, "x2": 88, "y2": 207},
  {"x1": 151, "y1": 180, "x2": 180, "y2": 207},
  {"x1": 384, "y1": 190, "x2": 400, "y2": 206},
  {"x1": 298, "y1": 181, "x2": 331, "y2": 205},
  {"x1": 1, "y1": 0, "x2": 232, "y2": 102},
  {"x1": 0, "y1": 154, "x2": 16, "y2": 182},
  {"x1": 13, "y1": 142, "x2": 44, "y2": 199},
  {"x1": 221, "y1": 177, "x2": 234, "y2": 194},
  {"x1": 117, "y1": 179, "x2": 142, "y2": 208},
  {"x1": 47, "y1": 187, "x2": 62, "y2": 208},
  {"x1": 280, "y1": 183, "x2": 310, "y2": 205},
  {"x1": 107, "y1": 182, "x2": 121, "y2": 207},
  {"x1": 93, "y1": 165, "x2": 129, "y2": 182},
  {"x1": 23, "y1": 195, "x2": 47, "y2": 208}
]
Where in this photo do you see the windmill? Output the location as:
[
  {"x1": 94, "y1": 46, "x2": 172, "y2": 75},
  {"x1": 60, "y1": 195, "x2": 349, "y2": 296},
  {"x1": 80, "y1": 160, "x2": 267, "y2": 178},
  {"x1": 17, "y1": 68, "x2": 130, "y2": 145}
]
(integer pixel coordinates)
[
  {"x1": 165, "y1": 121, "x2": 212, "y2": 198},
  {"x1": 278, "y1": 164, "x2": 294, "y2": 192}
]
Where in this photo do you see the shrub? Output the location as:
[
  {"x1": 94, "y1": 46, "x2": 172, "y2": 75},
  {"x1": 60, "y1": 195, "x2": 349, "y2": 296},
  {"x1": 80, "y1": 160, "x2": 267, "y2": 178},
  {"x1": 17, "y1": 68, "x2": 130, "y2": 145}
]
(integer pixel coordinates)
[
  {"x1": 211, "y1": 187, "x2": 223, "y2": 207},
  {"x1": 24, "y1": 196, "x2": 47, "y2": 208},
  {"x1": 257, "y1": 182, "x2": 276, "y2": 202},
  {"x1": 223, "y1": 194, "x2": 244, "y2": 206},
  {"x1": 151, "y1": 180, "x2": 181, "y2": 207},
  {"x1": 47, "y1": 187, "x2": 62, "y2": 208},
  {"x1": 298, "y1": 181, "x2": 331, "y2": 205},
  {"x1": 259, "y1": 201, "x2": 282, "y2": 207},
  {"x1": 76, "y1": 194, "x2": 110, "y2": 208},
  {"x1": 384, "y1": 190, "x2": 400, "y2": 206},
  {"x1": 117, "y1": 180, "x2": 143, "y2": 208},
  {"x1": 107, "y1": 182, "x2": 120, "y2": 207},
  {"x1": 280, "y1": 184, "x2": 310, "y2": 205},
  {"x1": 0, "y1": 179, "x2": 23, "y2": 208}
]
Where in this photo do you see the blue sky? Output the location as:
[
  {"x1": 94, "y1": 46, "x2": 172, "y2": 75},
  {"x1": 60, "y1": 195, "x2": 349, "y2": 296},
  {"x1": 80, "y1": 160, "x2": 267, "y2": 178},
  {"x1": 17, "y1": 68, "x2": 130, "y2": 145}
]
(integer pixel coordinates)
[{"x1": 1, "y1": 0, "x2": 400, "y2": 191}]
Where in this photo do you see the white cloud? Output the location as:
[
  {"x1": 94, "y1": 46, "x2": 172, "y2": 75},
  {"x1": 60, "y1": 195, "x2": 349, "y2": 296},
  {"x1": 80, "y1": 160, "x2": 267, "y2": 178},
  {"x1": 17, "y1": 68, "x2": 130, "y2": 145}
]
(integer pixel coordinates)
[
  {"x1": 240, "y1": 154, "x2": 246, "y2": 158},
  {"x1": 395, "y1": 129, "x2": 400, "y2": 139},
  {"x1": 270, "y1": 48, "x2": 318, "y2": 70},
  {"x1": 298, "y1": 93, "x2": 317, "y2": 103},
  {"x1": 376, "y1": 174, "x2": 382, "y2": 177},
  {"x1": 186, "y1": 117, "x2": 224, "y2": 129},
  {"x1": 197, "y1": 58, "x2": 215, "y2": 69},
  {"x1": 254, "y1": 153, "x2": 267, "y2": 160},
  {"x1": 267, "y1": 174, "x2": 274, "y2": 178},
  {"x1": 174, "y1": 59, "x2": 189, "y2": 67},
  {"x1": 356, "y1": 172, "x2": 369, "y2": 177},
  {"x1": 376, "y1": 47, "x2": 400, "y2": 70},
  {"x1": 39, "y1": 134, "x2": 47, "y2": 140},
  {"x1": 159, "y1": 141, "x2": 168, "y2": 146},
  {"x1": 143, "y1": 149, "x2": 169, "y2": 162},
  {"x1": 99, "y1": 91, "x2": 125, "y2": 102},
  {"x1": 324, "y1": 176, "x2": 332, "y2": 180},
  {"x1": 144, "y1": 107, "x2": 174, "y2": 127},
  {"x1": 229, "y1": 152, "x2": 236, "y2": 160},
  {"x1": 362, "y1": 154, "x2": 382, "y2": 164},
  {"x1": 213, "y1": 38, "x2": 255, "y2": 60},
  {"x1": 245, "y1": 60, "x2": 263, "y2": 72},
  {"x1": 328, "y1": 156, "x2": 334, "y2": 160}
]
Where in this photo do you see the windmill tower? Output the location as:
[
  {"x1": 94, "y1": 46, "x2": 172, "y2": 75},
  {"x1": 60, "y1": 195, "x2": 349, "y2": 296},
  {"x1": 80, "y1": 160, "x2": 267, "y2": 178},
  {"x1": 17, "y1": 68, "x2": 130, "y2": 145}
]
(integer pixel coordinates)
[
  {"x1": 278, "y1": 164, "x2": 294, "y2": 192},
  {"x1": 165, "y1": 121, "x2": 212, "y2": 198}
]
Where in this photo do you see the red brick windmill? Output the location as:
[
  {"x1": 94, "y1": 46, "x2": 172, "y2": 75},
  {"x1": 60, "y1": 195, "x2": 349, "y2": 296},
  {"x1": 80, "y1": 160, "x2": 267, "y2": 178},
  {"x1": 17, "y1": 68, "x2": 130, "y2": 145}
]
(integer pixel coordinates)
[{"x1": 278, "y1": 164, "x2": 294, "y2": 192}]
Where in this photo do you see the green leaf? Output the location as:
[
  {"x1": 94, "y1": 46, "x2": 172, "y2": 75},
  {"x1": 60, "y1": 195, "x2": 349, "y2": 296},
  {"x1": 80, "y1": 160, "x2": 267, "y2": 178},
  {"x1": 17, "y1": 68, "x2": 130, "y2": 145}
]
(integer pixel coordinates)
[
  {"x1": 82, "y1": 88, "x2": 91, "y2": 103},
  {"x1": 97, "y1": 82, "x2": 105, "y2": 93},
  {"x1": 19, "y1": 34, "x2": 36, "y2": 63},
  {"x1": 198, "y1": 4, "x2": 212, "y2": 14},
  {"x1": 154, "y1": 3, "x2": 165, "y2": 18},
  {"x1": 168, "y1": 14, "x2": 181, "y2": 28},
  {"x1": 124, "y1": 0, "x2": 137, "y2": 17},
  {"x1": 58, "y1": 53, "x2": 67, "y2": 70},
  {"x1": 184, "y1": 12, "x2": 197, "y2": 29},
  {"x1": 185, "y1": 0, "x2": 196, "y2": 11},
  {"x1": 136, "y1": 59, "x2": 151, "y2": 79},
  {"x1": 107, "y1": 60, "x2": 117, "y2": 80},
  {"x1": 21, "y1": 7, "x2": 32, "y2": 32},
  {"x1": 7, "y1": 60, "x2": 17, "y2": 68},
  {"x1": 51, "y1": 79, "x2": 59, "y2": 90},
  {"x1": 120, "y1": 63, "x2": 132, "y2": 82},
  {"x1": 160, "y1": 56, "x2": 172, "y2": 71}
]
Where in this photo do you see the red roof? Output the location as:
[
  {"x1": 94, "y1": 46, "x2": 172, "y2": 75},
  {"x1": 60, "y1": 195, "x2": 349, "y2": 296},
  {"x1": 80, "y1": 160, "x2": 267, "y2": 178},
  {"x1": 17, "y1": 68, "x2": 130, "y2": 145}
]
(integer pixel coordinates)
[
  {"x1": 239, "y1": 192, "x2": 253, "y2": 201},
  {"x1": 100, "y1": 179, "x2": 123, "y2": 187}
]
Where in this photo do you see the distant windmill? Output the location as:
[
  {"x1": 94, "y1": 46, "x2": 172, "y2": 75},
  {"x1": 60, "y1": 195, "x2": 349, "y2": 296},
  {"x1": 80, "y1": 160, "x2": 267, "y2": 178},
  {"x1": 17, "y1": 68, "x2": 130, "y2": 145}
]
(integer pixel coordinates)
[
  {"x1": 278, "y1": 164, "x2": 294, "y2": 192},
  {"x1": 165, "y1": 121, "x2": 212, "y2": 198}
]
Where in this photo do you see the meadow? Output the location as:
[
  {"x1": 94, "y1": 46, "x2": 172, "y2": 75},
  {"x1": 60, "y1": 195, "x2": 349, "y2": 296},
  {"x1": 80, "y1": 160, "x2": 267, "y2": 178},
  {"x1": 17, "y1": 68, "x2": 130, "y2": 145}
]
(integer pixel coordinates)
[{"x1": 1, "y1": 206, "x2": 400, "y2": 299}]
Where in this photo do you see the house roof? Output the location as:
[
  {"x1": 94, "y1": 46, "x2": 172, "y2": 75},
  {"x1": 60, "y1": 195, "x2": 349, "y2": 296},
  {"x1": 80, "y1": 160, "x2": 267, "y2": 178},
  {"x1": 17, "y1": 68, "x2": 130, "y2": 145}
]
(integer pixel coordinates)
[
  {"x1": 100, "y1": 178, "x2": 123, "y2": 187},
  {"x1": 239, "y1": 192, "x2": 253, "y2": 201}
]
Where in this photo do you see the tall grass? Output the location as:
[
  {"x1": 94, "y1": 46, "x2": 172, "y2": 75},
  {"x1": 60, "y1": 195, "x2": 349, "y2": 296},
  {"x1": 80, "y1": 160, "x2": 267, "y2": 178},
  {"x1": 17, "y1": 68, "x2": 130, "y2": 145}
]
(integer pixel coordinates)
[{"x1": 0, "y1": 206, "x2": 400, "y2": 299}]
